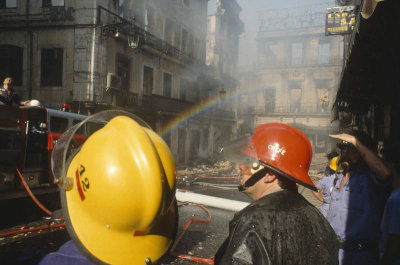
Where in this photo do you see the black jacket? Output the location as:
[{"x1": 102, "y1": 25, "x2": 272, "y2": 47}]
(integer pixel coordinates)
[{"x1": 215, "y1": 190, "x2": 338, "y2": 265}]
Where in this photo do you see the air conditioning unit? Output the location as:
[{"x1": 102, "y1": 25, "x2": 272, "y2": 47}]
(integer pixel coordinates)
[{"x1": 106, "y1": 73, "x2": 121, "y2": 91}]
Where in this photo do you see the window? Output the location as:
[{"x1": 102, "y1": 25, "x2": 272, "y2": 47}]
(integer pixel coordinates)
[
  {"x1": 174, "y1": 26, "x2": 181, "y2": 48},
  {"x1": 145, "y1": 6, "x2": 155, "y2": 32},
  {"x1": 317, "y1": 89, "x2": 329, "y2": 112},
  {"x1": 266, "y1": 43, "x2": 278, "y2": 65},
  {"x1": 314, "y1": 79, "x2": 330, "y2": 89},
  {"x1": 0, "y1": 45, "x2": 23, "y2": 86},
  {"x1": 41, "y1": 48, "x2": 63, "y2": 86},
  {"x1": 180, "y1": 78, "x2": 188, "y2": 100},
  {"x1": 193, "y1": 38, "x2": 200, "y2": 59},
  {"x1": 116, "y1": 54, "x2": 130, "y2": 91},
  {"x1": 0, "y1": 129, "x2": 21, "y2": 151},
  {"x1": 188, "y1": 34, "x2": 194, "y2": 57},
  {"x1": 181, "y1": 29, "x2": 188, "y2": 54},
  {"x1": 42, "y1": 0, "x2": 64, "y2": 7},
  {"x1": 143, "y1": 66, "x2": 154, "y2": 96},
  {"x1": 264, "y1": 88, "x2": 275, "y2": 112},
  {"x1": 50, "y1": 117, "x2": 68, "y2": 133},
  {"x1": 163, "y1": 73, "x2": 172, "y2": 97},
  {"x1": 318, "y1": 41, "x2": 330, "y2": 64},
  {"x1": 0, "y1": 0, "x2": 16, "y2": 8},
  {"x1": 288, "y1": 80, "x2": 302, "y2": 113},
  {"x1": 290, "y1": 89, "x2": 301, "y2": 113},
  {"x1": 164, "y1": 19, "x2": 173, "y2": 44},
  {"x1": 73, "y1": 119, "x2": 86, "y2": 135},
  {"x1": 291, "y1": 42, "x2": 303, "y2": 65},
  {"x1": 118, "y1": 0, "x2": 125, "y2": 17},
  {"x1": 314, "y1": 79, "x2": 330, "y2": 113}
]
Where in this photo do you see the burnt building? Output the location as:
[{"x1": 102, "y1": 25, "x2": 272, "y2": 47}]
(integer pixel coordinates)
[
  {"x1": 206, "y1": 0, "x2": 244, "y2": 155},
  {"x1": 238, "y1": 3, "x2": 344, "y2": 153},
  {"x1": 0, "y1": 0, "x2": 241, "y2": 164}
]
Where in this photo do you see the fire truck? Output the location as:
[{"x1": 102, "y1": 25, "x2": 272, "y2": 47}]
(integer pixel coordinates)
[{"x1": 0, "y1": 104, "x2": 88, "y2": 200}]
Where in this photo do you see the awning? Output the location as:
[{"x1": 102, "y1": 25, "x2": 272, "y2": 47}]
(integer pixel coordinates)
[{"x1": 333, "y1": 0, "x2": 400, "y2": 115}]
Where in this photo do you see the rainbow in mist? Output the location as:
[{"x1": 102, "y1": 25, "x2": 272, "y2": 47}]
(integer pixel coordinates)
[{"x1": 160, "y1": 85, "x2": 267, "y2": 137}]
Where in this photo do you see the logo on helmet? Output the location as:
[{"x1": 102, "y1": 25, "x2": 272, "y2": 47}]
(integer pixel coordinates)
[
  {"x1": 75, "y1": 165, "x2": 89, "y2": 201},
  {"x1": 268, "y1": 143, "x2": 286, "y2": 160}
]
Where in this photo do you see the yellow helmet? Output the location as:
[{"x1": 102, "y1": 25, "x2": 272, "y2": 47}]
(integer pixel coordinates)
[
  {"x1": 52, "y1": 110, "x2": 177, "y2": 265},
  {"x1": 329, "y1": 156, "x2": 343, "y2": 172}
]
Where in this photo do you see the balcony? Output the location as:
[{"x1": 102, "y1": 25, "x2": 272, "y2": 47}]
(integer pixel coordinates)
[
  {"x1": 98, "y1": 6, "x2": 198, "y2": 66},
  {"x1": 142, "y1": 95, "x2": 193, "y2": 114},
  {"x1": 141, "y1": 95, "x2": 235, "y2": 121},
  {"x1": 255, "y1": 57, "x2": 344, "y2": 70},
  {"x1": 115, "y1": 91, "x2": 138, "y2": 108}
]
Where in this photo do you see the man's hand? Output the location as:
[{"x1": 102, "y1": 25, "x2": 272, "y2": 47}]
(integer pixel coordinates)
[
  {"x1": 21, "y1": 100, "x2": 31, "y2": 106},
  {"x1": 329, "y1": 133, "x2": 356, "y2": 146}
]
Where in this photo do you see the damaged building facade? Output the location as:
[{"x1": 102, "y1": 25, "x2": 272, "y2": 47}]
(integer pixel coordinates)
[
  {"x1": 0, "y1": 0, "x2": 242, "y2": 164},
  {"x1": 238, "y1": 4, "x2": 344, "y2": 153},
  {"x1": 206, "y1": 0, "x2": 244, "y2": 158}
]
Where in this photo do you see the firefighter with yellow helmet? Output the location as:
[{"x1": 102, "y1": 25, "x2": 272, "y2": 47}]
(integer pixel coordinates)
[
  {"x1": 39, "y1": 110, "x2": 177, "y2": 265},
  {"x1": 312, "y1": 154, "x2": 344, "y2": 217}
]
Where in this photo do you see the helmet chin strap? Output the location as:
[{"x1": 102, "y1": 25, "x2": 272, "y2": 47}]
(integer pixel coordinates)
[{"x1": 238, "y1": 167, "x2": 268, "y2": 192}]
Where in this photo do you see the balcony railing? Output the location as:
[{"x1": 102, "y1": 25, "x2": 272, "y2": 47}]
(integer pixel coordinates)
[
  {"x1": 141, "y1": 94, "x2": 235, "y2": 120},
  {"x1": 98, "y1": 6, "x2": 197, "y2": 65},
  {"x1": 142, "y1": 95, "x2": 193, "y2": 113},
  {"x1": 115, "y1": 91, "x2": 138, "y2": 107},
  {"x1": 255, "y1": 57, "x2": 344, "y2": 70}
]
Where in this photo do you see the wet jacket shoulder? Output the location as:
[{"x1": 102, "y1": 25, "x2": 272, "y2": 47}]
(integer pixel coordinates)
[{"x1": 215, "y1": 190, "x2": 338, "y2": 265}]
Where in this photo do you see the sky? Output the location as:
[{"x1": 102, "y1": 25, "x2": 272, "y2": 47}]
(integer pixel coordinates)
[{"x1": 209, "y1": 0, "x2": 336, "y2": 66}]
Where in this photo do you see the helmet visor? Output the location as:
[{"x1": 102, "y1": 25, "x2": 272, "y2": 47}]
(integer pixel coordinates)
[
  {"x1": 219, "y1": 134, "x2": 261, "y2": 169},
  {"x1": 51, "y1": 110, "x2": 151, "y2": 189}
]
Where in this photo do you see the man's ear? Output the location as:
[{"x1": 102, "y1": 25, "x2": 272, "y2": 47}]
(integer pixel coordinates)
[{"x1": 263, "y1": 172, "x2": 277, "y2": 183}]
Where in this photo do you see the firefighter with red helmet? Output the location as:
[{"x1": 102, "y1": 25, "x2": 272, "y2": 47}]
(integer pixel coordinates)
[{"x1": 214, "y1": 123, "x2": 339, "y2": 265}]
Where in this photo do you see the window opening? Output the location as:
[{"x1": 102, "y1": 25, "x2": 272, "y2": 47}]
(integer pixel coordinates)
[
  {"x1": 41, "y1": 48, "x2": 63, "y2": 86},
  {"x1": 143, "y1": 66, "x2": 154, "y2": 96},
  {"x1": 163, "y1": 73, "x2": 172, "y2": 97}
]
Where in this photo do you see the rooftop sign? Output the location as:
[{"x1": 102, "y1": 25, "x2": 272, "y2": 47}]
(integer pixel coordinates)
[{"x1": 325, "y1": 6, "x2": 357, "y2": 35}]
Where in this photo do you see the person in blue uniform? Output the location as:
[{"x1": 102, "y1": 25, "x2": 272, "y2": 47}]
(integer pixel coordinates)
[
  {"x1": 313, "y1": 155, "x2": 343, "y2": 217},
  {"x1": 38, "y1": 241, "x2": 94, "y2": 265},
  {"x1": 380, "y1": 144, "x2": 400, "y2": 265},
  {"x1": 380, "y1": 186, "x2": 400, "y2": 265},
  {"x1": 328, "y1": 130, "x2": 392, "y2": 265}
]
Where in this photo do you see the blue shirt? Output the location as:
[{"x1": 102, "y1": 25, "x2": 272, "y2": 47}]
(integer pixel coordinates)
[
  {"x1": 0, "y1": 86, "x2": 21, "y2": 106},
  {"x1": 317, "y1": 173, "x2": 342, "y2": 217},
  {"x1": 326, "y1": 167, "x2": 392, "y2": 242},
  {"x1": 380, "y1": 188, "x2": 400, "y2": 264},
  {"x1": 317, "y1": 173, "x2": 343, "y2": 205}
]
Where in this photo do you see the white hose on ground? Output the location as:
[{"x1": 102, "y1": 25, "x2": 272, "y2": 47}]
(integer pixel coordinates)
[{"x1": 176, "y1": 190, "x2": 250, "y2": 212}]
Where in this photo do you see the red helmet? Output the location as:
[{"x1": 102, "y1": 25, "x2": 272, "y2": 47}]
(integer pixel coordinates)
[{"x1": 223, "y1": 123, "x2": 316, "y2": 191}]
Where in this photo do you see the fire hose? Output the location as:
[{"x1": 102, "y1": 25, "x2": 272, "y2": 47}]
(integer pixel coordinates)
[
  {"x1": 169, "y1": 201, "x2": 215, "y2": 264},
  {"x1": 16, "y1": 168, "x2": 53, "y2": 216},
  {"x1": 2, "y1": 171, "x2": 246, "y2": 264}
]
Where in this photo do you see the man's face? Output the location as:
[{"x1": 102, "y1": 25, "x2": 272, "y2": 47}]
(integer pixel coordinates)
[
  {"x1": 340, "y1": 146, "x2": 360, "y2": 165},
  {"x1": 239, "y1": 164, "x2": 253, "y2": 186},
  {"x1": 238, "y1": 163, "x2": 267, "y2": 200},
  {"x1": 3, "y1": 78, "x2": 12, "y2": 89}
]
